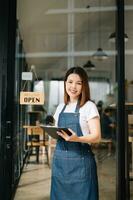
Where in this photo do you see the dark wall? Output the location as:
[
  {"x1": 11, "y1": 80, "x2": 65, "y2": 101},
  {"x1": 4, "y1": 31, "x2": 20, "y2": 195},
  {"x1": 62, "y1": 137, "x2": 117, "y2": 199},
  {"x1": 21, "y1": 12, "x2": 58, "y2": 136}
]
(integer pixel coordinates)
[{"x1": 0, "y1": 0, "x2": 16, "y2": 199}]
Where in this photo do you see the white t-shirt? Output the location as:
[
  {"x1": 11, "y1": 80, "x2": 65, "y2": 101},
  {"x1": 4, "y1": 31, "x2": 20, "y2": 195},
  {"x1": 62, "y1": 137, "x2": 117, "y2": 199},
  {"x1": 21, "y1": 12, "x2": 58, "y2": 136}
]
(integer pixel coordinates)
[{"x1": 54, "y1": 100, "x2": 99, "y2": 136}]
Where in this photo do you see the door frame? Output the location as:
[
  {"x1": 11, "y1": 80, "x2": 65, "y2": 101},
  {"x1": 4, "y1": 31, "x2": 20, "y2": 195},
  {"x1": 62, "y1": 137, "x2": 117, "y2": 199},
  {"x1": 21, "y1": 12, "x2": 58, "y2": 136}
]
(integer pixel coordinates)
[{"x1": 0, "y1": 0, "x2": 16, "y2": 199}]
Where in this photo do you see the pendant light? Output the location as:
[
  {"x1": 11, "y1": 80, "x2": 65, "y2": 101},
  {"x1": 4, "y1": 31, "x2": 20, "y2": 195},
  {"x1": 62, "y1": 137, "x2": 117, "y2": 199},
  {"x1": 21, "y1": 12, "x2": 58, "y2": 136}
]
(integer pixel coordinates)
[
  {"x1": 109, "y1": 32, "x2": 128, "y2": 43},
  {"x1": 92, "y1": 0, "x2": 108, "y2": 60},
  {"x1": 92, "y1": 47, "x2": 108, "y2": 60},
  {"x1": 83, "y1": 60, "x2": 95, "y2": 70}
]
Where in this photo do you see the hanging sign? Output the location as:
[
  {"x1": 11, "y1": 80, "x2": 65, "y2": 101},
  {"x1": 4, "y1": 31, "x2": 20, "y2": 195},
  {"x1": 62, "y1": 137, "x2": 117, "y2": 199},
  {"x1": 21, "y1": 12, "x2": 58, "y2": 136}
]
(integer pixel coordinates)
[{"x1": 20, "y1": 92, "x2": 44, "y2": 105}]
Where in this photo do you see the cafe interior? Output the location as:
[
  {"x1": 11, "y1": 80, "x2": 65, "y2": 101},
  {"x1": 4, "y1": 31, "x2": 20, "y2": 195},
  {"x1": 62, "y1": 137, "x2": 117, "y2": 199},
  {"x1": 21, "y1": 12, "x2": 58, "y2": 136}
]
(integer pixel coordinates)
[{"x1": 0, "y1": 0, "x2": 133, "y2": 200}]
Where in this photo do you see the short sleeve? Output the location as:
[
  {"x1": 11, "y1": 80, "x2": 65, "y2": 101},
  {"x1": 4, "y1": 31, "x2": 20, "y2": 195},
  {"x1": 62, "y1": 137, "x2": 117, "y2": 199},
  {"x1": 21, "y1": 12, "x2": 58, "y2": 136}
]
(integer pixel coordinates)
[
  {"x1": 85, "y1": 101, "x2": 100, "y2": 121},
  {"x1": 53, "y1": 103, "x2": 64, "y2": 126}
]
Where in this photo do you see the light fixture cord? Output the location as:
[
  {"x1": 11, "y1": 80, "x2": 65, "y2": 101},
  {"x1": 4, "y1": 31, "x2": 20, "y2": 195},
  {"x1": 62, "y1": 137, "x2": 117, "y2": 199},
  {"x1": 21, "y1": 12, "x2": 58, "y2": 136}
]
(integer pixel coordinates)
[
  {"x1": 99, "y1": 0, "x2": 101, "y2": 48},
  {"x1": 87, "y1": 8, "x2": 89, "y2": 48}
]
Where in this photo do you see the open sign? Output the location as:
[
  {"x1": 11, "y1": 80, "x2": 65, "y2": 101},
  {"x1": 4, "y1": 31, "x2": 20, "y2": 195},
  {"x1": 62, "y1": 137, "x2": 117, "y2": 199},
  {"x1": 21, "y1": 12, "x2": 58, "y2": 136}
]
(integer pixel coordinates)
[{"x1": 20, "y1": 92, "x2": 44, "y2": 105}]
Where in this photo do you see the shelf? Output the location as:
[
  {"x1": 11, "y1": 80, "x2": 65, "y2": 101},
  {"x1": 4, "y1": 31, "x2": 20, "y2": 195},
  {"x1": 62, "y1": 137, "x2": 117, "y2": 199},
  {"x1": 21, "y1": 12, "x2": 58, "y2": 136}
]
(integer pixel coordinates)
[{"x1": 27, "y1": 111, "x2": 43, "y2": 113}]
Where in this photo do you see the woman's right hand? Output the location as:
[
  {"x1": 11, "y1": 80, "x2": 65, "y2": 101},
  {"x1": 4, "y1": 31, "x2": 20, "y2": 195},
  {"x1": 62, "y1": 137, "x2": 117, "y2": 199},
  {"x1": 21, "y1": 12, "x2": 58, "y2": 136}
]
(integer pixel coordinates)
[{"x1": 57, "y1": 129, "x2": 79, "y2": 142}]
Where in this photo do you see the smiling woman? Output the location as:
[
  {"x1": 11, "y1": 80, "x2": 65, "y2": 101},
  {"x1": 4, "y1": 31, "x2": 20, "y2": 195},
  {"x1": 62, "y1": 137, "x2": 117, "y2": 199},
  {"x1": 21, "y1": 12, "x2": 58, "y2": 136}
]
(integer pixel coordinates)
[
  {"x1": 64, "y1": 67, "x2": 90, "y2": 107},
  {"x1": 50, "y1": 66, "x2": 101, "y2": 200},
  {"x1": 65, "y1": 73, "x2": 82, "y2": 102}
]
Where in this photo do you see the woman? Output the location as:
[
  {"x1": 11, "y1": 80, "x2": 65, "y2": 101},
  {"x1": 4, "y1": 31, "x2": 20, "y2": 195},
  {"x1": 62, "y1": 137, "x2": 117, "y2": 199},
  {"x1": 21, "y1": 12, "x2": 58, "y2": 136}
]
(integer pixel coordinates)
[{"x1": 50, "y1": 66, "x2": 101, "y2": 200}]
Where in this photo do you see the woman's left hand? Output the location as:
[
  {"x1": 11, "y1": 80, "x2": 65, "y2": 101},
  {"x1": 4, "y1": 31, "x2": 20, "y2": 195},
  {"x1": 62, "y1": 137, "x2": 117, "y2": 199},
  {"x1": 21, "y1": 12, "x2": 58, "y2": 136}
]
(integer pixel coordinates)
[{"x1": 57, "y1": 128, "x2": 79, "y2": 142}]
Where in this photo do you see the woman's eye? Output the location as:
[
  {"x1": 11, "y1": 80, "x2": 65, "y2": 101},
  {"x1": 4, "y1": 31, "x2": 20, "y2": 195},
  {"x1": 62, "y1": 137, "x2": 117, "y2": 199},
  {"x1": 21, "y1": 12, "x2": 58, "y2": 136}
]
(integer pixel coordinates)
[{"x1": 77, "y1": 82, "x2": 82, "y2": 85}]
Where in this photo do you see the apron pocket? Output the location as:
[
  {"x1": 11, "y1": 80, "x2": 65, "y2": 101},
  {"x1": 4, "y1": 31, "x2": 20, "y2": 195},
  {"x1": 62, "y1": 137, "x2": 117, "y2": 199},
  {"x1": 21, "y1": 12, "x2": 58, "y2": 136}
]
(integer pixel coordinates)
[{"x1": 52, "y1": 156, "x2": 87, "y2": 182}]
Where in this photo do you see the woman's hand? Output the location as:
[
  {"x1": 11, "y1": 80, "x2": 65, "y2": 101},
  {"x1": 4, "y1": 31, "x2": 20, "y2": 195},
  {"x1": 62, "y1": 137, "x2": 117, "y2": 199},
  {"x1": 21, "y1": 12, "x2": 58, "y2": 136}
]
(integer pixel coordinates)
[{"x1": 57, "y1": 128, "x2": 79, "y2": 142}]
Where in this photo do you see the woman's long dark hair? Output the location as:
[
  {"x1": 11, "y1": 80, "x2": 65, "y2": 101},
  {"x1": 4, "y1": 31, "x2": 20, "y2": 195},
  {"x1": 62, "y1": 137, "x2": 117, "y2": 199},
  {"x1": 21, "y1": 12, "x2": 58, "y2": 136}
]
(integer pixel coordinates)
[{"x1": 64, "y1": 66, "x2": 90, "y2": 107}]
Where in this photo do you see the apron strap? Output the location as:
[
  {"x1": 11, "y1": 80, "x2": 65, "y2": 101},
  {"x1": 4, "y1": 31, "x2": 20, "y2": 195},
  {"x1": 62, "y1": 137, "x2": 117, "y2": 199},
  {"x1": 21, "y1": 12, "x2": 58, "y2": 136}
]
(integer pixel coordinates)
[
  {"x1": 60, "y1": 104, "x2": 67, "y2": 113},
  {"x1": 75, "y1": 101, "x2": 80, "y2": 113}
]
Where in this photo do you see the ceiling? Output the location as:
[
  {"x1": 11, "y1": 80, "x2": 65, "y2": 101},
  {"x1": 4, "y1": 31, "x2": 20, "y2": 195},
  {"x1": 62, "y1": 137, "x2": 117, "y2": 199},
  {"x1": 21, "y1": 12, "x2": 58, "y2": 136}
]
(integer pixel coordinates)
[{"x1": 17, "y1": 0, "x2": 133, "y2": 81}]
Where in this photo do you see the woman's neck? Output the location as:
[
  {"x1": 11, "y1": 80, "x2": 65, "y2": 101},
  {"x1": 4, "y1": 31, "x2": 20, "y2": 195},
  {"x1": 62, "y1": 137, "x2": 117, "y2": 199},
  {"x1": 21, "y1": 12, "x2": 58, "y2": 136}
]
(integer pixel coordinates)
[{"x1": 69, "y1": 98, "x2": 78, "y2": 103}]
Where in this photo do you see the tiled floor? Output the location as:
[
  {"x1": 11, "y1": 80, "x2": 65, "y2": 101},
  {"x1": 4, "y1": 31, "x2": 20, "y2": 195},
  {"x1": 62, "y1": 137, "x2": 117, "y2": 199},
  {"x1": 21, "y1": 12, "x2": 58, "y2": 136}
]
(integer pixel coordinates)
[
  {"x1": 14, "y1": 154, "x2": 51, "y2": 200},
  {"x1": 14, "y1": 148, "x2": 133, "y2": 200}
]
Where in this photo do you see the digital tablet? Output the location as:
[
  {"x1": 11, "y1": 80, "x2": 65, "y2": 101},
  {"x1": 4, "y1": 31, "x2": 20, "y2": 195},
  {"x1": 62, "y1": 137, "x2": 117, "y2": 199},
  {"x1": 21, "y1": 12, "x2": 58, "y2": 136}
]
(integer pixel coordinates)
[{"x1": 40, "y1": 125, "x2": 72, "y2": 139}]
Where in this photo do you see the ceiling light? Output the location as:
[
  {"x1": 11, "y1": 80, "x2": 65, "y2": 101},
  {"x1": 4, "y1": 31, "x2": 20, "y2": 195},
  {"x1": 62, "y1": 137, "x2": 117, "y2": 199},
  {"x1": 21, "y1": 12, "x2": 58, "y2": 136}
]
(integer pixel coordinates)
[
  {"x1": 86, "y1": 5, "x2": 90, "y2": 9},
  {"x1": 83, "y1": 60, "x2": 95, "y2": 70},
  {"x1": 92, "y1": 48, "x2": 108, "y2": 60},
  {"x1": 109, "y1": 32, "x2": 128, "y2": 42}
]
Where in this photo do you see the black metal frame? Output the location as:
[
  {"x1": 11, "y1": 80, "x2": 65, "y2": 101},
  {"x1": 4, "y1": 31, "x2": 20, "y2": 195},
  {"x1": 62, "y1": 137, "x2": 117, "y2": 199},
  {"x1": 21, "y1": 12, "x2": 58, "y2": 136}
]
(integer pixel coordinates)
[
  {"x1": 116, "y1": 0, "x2": 130, "y2": 199},
  {"x1": 0, "y1": 0, "x2": 16, "y2": 199}
]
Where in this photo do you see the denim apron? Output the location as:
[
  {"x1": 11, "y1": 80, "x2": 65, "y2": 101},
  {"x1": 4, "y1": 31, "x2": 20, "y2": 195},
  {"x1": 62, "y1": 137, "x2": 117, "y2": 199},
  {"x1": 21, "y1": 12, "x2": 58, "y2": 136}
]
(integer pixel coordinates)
[{"x1": 50, "y1": 103, "x2": 99, "y2": 200}]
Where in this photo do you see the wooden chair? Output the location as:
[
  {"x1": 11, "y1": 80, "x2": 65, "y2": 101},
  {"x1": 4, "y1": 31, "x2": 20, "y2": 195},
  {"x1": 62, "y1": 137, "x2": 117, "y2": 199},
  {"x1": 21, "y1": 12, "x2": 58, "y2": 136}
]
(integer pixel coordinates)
[{"x1": 24, "y1": 126, "x2": 48, "y2": 165}]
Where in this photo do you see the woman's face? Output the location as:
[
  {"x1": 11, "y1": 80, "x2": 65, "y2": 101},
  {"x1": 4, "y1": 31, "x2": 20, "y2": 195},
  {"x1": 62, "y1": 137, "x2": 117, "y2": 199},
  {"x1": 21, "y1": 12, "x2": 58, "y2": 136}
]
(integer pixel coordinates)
[{"x1": 65, "y1": 73, "x2": 82, "y2": 102}]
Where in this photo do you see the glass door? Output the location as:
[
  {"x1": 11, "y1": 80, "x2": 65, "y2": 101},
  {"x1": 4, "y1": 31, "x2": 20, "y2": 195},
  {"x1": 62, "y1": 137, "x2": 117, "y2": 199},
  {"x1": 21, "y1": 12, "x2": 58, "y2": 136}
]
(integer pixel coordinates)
[{"x1": 16, "y1": 0, "x2": 132, "y2": 199}]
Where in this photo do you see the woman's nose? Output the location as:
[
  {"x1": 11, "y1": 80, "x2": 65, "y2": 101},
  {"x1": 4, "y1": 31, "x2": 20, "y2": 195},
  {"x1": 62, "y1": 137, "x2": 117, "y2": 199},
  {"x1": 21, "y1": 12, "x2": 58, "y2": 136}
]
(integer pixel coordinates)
[{"x1": 71, "y1": 83, "x2": 76, "y2": 88}]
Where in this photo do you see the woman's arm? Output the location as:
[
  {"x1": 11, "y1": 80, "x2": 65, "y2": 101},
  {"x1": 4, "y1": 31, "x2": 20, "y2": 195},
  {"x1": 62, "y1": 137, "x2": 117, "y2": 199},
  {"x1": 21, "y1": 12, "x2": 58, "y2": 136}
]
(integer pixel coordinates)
[
  {"x1": 77, "y1": 117, "x2": 101, "y2": 143},
  {"x1": 57, "y1": 116, "x2": 101, "y2": 144}
]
